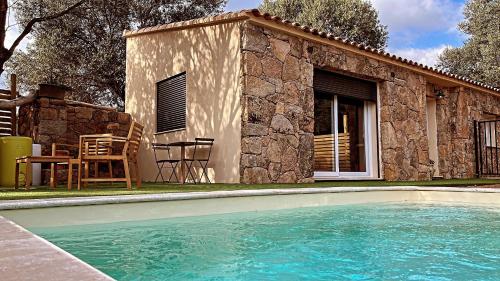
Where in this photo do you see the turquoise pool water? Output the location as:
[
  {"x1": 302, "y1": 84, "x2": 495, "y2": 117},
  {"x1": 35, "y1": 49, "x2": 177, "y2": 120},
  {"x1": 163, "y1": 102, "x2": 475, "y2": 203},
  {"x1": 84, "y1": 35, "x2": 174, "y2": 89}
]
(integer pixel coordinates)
[{"x1": 32, "y1": 204, "x2": 500, "y2": 281}]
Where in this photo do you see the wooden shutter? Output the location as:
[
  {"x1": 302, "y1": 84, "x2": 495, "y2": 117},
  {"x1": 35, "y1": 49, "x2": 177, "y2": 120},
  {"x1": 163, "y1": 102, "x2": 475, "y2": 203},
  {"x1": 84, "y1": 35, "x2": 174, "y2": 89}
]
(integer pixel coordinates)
[
  {"x1": 0, "y1": 90, "x2": 15, "y2": 136},
  {"x1": 313, "y1": 69, "x2": 377, "y2": 101},
  {"x1": 156, "y1": 72, "x2": 186, "y2": 133}
]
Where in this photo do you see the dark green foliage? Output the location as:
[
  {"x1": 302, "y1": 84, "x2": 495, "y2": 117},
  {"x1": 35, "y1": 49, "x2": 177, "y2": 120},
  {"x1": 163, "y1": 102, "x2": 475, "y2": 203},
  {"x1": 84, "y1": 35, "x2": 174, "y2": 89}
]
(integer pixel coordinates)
[
  {"x1": 260, "y1": 0, "x2": 388, "y2": 49},
  {"x1": 437, "y1": 0, "x2": 499, "y2": 88},
  {"x1": 7, "y1": 0, "x2": 226, "y2": 108}
]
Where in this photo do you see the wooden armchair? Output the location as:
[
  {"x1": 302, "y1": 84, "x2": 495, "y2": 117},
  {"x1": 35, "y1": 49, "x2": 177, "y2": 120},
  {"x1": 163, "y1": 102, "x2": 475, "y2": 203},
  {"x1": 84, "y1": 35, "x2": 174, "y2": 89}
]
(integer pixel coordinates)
[
  {"x1": 76, "y1": 121, "x2": 144, "y2": 190},
  {"x1": 67, "y1": 134, "x2": 113, "y2": 190}
]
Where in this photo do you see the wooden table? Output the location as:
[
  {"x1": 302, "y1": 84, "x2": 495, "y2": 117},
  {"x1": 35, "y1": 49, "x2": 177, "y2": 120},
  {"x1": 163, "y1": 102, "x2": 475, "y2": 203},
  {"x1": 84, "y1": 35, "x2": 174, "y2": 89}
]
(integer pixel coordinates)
[
  {"x1": 167, "y1": 141, "x2": 196, "y2": 184},
  {"x1": 15, "y1": 156, "x2": 71, "y2": 190}
]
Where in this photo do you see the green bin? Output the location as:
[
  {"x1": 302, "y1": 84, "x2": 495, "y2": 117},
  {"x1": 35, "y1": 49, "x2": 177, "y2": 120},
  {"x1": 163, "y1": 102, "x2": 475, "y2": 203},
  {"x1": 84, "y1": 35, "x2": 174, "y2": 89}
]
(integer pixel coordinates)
[{"x1": 0, "y1": 136, "x2": 32, "y2": 186}]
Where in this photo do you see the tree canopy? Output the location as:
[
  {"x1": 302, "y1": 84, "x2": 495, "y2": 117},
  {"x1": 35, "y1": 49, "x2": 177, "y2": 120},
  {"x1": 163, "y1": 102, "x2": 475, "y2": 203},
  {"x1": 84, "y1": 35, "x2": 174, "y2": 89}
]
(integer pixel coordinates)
[
  {"x1": 259, "y1": 0, "x2": 388, "y2": 49},
  {"x1": 437, "y1": 0, "x2": 499, "y2": 88},
  {"x1": 7, "y1": 0, "x2": 226, "y2": 108},
  {"x1": 0, "y1": 0, "x2": 87, "y2": 109}
]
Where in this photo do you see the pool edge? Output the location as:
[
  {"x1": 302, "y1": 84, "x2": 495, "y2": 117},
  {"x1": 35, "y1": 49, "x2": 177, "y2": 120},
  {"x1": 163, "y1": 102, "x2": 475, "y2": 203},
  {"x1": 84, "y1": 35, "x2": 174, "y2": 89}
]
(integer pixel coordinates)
[
  {"x1": 0, "y1": 187, "x2": 498, "y2": 280},
  {"x1": 1, "y1": 186, "x2": 499, "y2": 210},
  {"x1": 0, "y1": 216, "x2": 114, "y2": 281}
]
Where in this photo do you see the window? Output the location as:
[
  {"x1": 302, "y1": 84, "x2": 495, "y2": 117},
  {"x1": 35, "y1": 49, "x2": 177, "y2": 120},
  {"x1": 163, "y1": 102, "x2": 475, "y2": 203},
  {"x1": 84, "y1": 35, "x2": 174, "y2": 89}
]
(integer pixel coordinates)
[
  {"x1": 484, "y1": 122, "x2": 497, "y2": 148},
  {"x1": 156, "y1": 72, "x2": 186, "y2": 133},
  {"x1": 482, "y1": 114, "x2": 499, "y2": 148}
]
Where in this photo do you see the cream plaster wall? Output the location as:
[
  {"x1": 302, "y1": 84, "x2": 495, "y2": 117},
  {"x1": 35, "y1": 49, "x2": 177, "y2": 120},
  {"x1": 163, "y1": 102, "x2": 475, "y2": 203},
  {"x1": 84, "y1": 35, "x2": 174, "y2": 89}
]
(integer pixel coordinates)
[{"x1": 125, "y1": 22, "x2": 243, "y2": 183}]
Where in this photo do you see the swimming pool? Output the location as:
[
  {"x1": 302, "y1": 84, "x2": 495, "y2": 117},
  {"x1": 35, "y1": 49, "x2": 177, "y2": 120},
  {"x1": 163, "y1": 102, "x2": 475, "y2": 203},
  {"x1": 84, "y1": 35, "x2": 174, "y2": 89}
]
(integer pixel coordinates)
[{"x1": 31, "y1": 203, "x2": 500, "y2": 281}]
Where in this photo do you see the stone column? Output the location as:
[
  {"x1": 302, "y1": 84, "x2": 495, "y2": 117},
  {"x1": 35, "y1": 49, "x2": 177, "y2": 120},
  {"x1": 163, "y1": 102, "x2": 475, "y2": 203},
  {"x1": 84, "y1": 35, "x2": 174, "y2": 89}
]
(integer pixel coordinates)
[{"x1": 239, "y1": 22, "x2": 315, "y2": 184}]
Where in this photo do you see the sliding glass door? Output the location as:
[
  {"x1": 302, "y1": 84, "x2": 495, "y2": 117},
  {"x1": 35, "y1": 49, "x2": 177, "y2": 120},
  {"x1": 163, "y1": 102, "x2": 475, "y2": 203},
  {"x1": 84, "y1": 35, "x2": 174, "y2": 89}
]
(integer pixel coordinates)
[
  {"x1": 337, "y1": 96, "x2": 366, "y2": 173},
  {"x1": 314, "y1": 93, "x2": 337, "y2": 173},
  {"x1": 314, "y1": 94, "x2": 374, "y2": 178}
]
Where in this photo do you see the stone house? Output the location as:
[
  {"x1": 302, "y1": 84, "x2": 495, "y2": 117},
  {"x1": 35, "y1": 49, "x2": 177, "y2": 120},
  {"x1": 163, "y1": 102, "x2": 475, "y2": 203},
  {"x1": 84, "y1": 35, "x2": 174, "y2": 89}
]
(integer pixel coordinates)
[{"x1": 124, "y1": 9, "x2": 500, "y2": 184}]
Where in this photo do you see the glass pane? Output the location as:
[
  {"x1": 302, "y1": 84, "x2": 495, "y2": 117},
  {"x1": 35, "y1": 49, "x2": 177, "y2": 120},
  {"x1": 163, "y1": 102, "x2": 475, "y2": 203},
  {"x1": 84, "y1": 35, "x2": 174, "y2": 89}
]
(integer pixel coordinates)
[
  {"x1": 337, "y1": 97, "x2": 366, "y2": 172},
  {"x1": 314, "y1": 93, "x2": 336, "y2": 172}
]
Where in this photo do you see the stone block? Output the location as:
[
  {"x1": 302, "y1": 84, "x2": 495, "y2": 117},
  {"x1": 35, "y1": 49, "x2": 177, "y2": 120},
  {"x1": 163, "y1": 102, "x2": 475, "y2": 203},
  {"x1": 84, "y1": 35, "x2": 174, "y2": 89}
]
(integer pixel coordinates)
[
  {"x1": 244, "y1": 52, "x2": 263, "y2": 77},
  {"x1": 282, "y1": 55, "x2": 300, "y2": 81},
  {"x1": 277, "y1": 171, "x2": 297, "y2": 183},
  {"x1": 39, "y1": 108, "x2": 58, "y2": 120},
  {"x1": 270, "y1": 115, "x2": 293, "y2": 134},
  {"x1": 268, "y1": 162, "x2": 281, "y2": 181},
  {"x1": 242, "y1": 123, "x2": 268, "y2": 137},
  {"x1": 241, "y1": 25, "x2": 268, "y2": 53},
  {"x1": 75, "y1": 107, "x2": 94, "y2": 119},
  {"x1": 282, "y1": 82, "x2": 300, "y2": 105},
  {"x1": 39, "y1": 120, "x2": 67, "y2": 135},
  {"x1": 242, "y1": 137, "x2": 262, "y2": 154},
  {"x1": 269, "y1": 38, "x2": 290, "y2": 62},
  {"x1": 242, "y1": 167, "x2": 271, "y2": 184},
  {"x1": 241, "y1": 154, "x2": 268, "y2": 168},
  {"x1": 262, "y1": 56, "x2": 282, "y2": 80},
  {"x1": 266, "y1": 139, "x2": 282, "y2": 163},
  {"x1": 117, "y1": 112, "x2": 131, "y2": 124},
  {"x1": 39, "y1": 98, "x2": 50, "y2": 107},
  {"x1": 246, "y1": 76, "x2": 275, "y2": 98},
  {"x1": 281, "y1": 146, "x2": 298, "y2": 172},
  {"x1": 58, "y1": 109, "x2": 67, "y2": 120}
]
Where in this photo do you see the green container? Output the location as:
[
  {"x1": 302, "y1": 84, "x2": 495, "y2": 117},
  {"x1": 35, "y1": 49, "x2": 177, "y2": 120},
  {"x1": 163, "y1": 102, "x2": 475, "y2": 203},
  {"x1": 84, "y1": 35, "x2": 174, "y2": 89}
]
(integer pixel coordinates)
[{"x1": 0, "y1": 136, "x2": 32, "y2": 186}]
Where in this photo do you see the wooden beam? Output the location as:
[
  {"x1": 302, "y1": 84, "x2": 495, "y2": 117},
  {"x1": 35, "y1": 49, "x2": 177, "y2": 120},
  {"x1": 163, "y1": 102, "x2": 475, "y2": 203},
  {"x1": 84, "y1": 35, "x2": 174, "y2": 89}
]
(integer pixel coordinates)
[{"x1": 10, "y1": 74, "x2": 17, "y2": 135}]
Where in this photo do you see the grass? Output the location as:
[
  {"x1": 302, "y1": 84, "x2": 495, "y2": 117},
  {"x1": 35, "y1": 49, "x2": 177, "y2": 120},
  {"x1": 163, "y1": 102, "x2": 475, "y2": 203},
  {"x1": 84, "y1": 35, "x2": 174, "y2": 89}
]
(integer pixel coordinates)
[{"x1": 0, "y1": 178, "x2": 498, "y2": 201}]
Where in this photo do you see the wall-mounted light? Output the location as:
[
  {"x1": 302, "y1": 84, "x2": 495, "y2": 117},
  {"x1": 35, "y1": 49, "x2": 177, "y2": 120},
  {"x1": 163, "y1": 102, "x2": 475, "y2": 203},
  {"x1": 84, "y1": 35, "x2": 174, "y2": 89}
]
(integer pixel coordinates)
[{"x1": 434, "y1": 87, "x2": 445, "y2": 99}]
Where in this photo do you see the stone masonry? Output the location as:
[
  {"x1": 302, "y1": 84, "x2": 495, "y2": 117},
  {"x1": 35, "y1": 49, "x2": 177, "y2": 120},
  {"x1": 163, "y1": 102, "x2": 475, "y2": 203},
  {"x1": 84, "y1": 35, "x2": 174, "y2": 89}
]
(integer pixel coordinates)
[
  {"x1": 18, "y1": 96, "x2": 131, "y2": 183},
  {"x1": 436, "y1": 87, "x2": 500, "y2": 178},
  {"x1": 240, "y1": 22, "x2": 315, "y2": 183},
  {"x1": 239, "y1": 22, "x2": 436, "y2": 183}
]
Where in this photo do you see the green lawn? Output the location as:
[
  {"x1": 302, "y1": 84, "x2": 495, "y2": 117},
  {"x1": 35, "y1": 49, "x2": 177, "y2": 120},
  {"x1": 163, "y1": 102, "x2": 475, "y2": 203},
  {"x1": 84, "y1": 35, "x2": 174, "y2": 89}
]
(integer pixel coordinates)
[{"x1": 0, "y1": 178, "x2": 498, "y2": 201}]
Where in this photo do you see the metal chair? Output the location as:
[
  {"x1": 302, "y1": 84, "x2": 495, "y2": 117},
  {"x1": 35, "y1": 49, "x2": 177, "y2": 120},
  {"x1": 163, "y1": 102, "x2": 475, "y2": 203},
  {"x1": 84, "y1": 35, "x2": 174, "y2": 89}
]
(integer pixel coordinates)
[
  {"x1": 152, "y1": 143, "x2": 181, "y2": 183},
  {"x1": 185, "y1": 138, "x2": 214, "y2": 184}
]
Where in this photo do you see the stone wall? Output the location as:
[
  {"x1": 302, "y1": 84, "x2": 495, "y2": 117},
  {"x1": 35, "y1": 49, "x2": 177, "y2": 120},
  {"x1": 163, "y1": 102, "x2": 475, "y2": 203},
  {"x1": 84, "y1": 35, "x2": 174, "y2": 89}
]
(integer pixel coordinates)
[
  {"x1": 239, "y1": 22, "x2": 315, "y2": 183},
  {"x1": 19, "y1": 98, "x2": 131, "y2": 155},
  {"x1": 239, "y1": 22, "x2": 433, "y2": 183},
  {"x1": 18, "y1": 97, "x2": 131, "y2": 183},
  {"x1": 436, "y1": 87, "x2": 500, "y2": 178}
]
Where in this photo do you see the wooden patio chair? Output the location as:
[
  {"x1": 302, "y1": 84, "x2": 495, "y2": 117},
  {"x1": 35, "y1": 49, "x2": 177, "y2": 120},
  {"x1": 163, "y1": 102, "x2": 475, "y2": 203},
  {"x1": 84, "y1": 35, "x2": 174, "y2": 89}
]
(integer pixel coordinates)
[
  {"x1": 76, "y1": 121, "x2": 144, "y2": 190},
  {"x1": 67, "y1": 134, "x2": 113, "y2": 190}
]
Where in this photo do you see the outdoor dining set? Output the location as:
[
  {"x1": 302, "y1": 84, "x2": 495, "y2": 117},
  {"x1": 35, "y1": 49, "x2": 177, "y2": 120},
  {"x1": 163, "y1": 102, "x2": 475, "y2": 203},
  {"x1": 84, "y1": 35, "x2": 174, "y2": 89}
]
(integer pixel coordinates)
[{"x1": 13, "y1": 121, "x2": 215, "y2": 190}]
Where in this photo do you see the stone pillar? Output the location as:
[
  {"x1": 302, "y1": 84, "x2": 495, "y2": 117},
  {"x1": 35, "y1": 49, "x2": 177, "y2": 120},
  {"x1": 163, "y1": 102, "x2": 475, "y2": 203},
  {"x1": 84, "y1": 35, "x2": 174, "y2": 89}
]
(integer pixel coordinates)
[
  {"x1": 378, "y1": 73, "x2": 431, "y2": 181},
  {"x1": 239, "y1": 22, "x2": 315, "y2": 184}
]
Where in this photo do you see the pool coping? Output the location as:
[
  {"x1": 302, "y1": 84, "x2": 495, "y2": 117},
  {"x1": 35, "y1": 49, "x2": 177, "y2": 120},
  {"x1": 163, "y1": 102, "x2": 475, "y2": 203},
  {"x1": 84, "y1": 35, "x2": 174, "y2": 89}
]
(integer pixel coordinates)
[
  {"x1": 1, "y1": 186, "x2": 498, "y2": 280},
  {"x1": 0, "y1": 216, "x2": 114, "y2": 281},
  {"x1": 1, "y1": 186, "x2": 499, "y2": 210}
]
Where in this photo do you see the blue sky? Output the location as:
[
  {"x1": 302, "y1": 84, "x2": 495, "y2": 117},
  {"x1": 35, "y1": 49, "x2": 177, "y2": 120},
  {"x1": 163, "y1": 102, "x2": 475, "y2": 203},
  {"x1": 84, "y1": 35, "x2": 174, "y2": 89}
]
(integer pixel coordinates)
[
  {"x1": 0, "y1": 0, "x2": 467, "y2": 88},
  {"x1": 226, "y1": 0, "x2": 467, "y2": 66}
]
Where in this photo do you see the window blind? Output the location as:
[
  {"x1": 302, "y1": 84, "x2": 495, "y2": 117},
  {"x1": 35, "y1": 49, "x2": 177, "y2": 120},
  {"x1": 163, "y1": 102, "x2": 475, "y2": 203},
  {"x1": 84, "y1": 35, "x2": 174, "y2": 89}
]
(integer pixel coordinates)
[
  {"x1": 156, "y1": 72, "x2": 186, "y2": 133},
  {"x1": 313, "y1": 69, "x2": 377, "y2": 101}
]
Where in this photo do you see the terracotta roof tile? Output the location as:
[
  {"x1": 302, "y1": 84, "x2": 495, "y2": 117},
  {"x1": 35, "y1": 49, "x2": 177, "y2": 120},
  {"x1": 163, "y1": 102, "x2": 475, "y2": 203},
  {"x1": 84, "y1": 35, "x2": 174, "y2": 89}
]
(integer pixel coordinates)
[{"x1": 123, "y1": 9, "x2": 499, "y2": 93}]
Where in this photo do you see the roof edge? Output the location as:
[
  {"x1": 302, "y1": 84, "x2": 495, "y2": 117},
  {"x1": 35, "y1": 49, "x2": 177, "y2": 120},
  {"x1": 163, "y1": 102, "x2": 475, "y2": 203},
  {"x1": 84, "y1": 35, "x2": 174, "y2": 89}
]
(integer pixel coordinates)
[
  {"x1": 242, "y1": 9, "x2": 499, "y2": 95},
  {"x1": 123, "y1": 9, "x2": 499, "y2": 95},
  {"x1": 123, "y1": 11, "x2": 250, "y2": 38}
]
